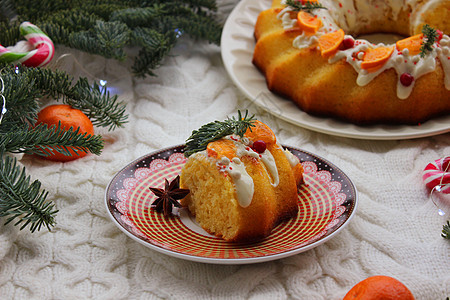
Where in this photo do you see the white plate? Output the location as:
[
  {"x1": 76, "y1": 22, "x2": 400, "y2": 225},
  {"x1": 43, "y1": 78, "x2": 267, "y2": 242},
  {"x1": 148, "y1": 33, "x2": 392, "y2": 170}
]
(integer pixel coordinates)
[{"x1": 220, "y1": 0, "x2": 450, "y2": 140}]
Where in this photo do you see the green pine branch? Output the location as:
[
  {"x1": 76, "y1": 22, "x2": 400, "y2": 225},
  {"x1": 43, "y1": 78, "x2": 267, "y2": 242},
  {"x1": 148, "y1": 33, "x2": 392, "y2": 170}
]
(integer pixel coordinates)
[
  {"x1": 443, "y1": 221, "x2": 450, "y2": 239},
  {"x1": 6, "y1": 64, "x2": 128, "y2": 130},
  {"x1": 0, "y1": 0, "x2": 223, "y2": 77},
  {"x1": 0, "y1": 154, "x2": 57, "y2": 232},
  {"x1": 1, "y1": 123, "x2": 103, "y2": 157},
  {"x1": 420, "y1": 24, "x2": 438, "y2": 58},
  {"x1": 0, "y1": 62, "x2": 128, "y2": 232},
  {"x1": 184, "y1": 110, "x2": 256, "y2": 157},
  {"x1": 285, "y1": 0, "x2": 327, "y2": 13}
]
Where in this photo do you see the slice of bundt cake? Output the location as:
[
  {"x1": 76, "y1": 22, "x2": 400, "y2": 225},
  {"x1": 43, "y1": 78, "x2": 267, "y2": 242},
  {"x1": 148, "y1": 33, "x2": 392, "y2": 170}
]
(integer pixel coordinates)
[{"x1": 180, "y1": 112, "x2": 303, "y2": 242}]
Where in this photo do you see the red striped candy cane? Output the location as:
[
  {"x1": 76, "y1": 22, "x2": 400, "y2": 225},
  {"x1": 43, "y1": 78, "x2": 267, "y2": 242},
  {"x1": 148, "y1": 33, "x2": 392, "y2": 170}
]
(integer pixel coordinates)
[
  {"x1": 423, "y1": 156, "x2": 450, "y2": 193},
  {"x1": 0, "y1": 21, "x2": 54, "y2": 67}
]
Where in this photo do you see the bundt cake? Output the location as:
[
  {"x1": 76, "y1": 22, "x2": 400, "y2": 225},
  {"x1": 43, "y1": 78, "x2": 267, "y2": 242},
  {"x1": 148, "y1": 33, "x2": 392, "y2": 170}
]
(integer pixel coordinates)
[
  {"x1": 180, "y1": 113, "x2": 303, "y2": 242},
  {"x1": 253, "y1": 0, "x2": 450, "y2": 124}
]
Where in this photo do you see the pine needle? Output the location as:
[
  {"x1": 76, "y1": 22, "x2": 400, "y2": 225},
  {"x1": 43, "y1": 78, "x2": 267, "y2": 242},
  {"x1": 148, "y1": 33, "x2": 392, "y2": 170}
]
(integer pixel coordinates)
[
  {"x1": 184, "y1": 110, "x2": 256, "y2": 157},
  {"x1": 285, "y1": 0, "x2": 327, "y2": 13},
  {"x1": 443, "y1": 221, "x2": 450, "y2": 239},
  {"x1": 4, "y1": 0, "x2": 223, "y2": 77},
  {"x1": 0, "y1": 154, "x2": 57, "y2": 232},
  {"x1": 420, "y1": 24, "x2": 438, "y2": 58}
]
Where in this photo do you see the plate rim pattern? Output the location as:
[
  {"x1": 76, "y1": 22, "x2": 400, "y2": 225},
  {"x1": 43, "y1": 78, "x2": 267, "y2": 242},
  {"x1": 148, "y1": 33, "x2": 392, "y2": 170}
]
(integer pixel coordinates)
[{"x1": 105, "y1": 144, "x2": 358, "y2": 264}]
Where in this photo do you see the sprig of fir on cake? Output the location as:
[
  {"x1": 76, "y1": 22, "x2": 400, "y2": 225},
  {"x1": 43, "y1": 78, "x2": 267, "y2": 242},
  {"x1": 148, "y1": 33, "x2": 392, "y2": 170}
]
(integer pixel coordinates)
[
  {"x1": 285, "y1": 0, "x2": 327, "y2": 13},
  {"x1": 0, "y1": 0, "x2": 223, "y2": 77},
  {"x1": 0, "y1": 62, "x2": 128, "y2": 233}
]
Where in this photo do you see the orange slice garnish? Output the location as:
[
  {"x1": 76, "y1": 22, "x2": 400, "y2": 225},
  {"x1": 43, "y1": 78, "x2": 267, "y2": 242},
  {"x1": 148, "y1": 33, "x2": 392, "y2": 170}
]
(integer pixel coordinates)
[
  {"x1": 207, "y1": 139, "x2": 236, "y2": 160},
  {"x1": 318, "y1": 29, "x2": 345, "y2": 58},
  {"x1": 361, "y1": 46, "x2": 394, "y2": 72},
  {"x1": 297, "y1": 11, "x2": 322, "y2": 33},
  {"x1": 244, "y1": 120, "x2": 276, "y2": 145},
  {"x1": 396, "y1": 34, "x2": 423, "y2": 56}
]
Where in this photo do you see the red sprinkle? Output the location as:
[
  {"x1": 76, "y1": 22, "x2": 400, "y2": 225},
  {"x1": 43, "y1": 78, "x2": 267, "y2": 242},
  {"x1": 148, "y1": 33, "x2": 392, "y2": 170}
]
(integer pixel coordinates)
[
  {"x1": 339, "y1": 2, "x2": 342, "y2": 7},
  {"x1": 437, "y1": 30, "x2": 443, "y2": 42}
]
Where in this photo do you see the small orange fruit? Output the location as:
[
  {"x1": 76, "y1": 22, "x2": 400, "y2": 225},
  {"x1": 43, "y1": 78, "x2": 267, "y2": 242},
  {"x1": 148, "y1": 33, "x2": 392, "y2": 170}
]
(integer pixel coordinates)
[
  {"x1": 361, "y1": 46, "x2": 394, "y2": 72},
  {"x1": 343, "y1": 275, "x2": 415, "y2": 300},
  {"x1": 318, "y1": 29, "x2": 345, "y2": 57},
  {"x1": 396, "y1": 34, "x2": 423, "y2": 56},
  {"x1": 297, "y1": 11, "x2": 322, "y2": 33},
  {"x1": 35, "y1": 104, "x2": 95, "y2": 162},
  {"x1": 206, "y1": 139, "x2": 236, "y2": 160},
  {"x1": 244, "y1": 120, "x2": 276, "y2": 146}
]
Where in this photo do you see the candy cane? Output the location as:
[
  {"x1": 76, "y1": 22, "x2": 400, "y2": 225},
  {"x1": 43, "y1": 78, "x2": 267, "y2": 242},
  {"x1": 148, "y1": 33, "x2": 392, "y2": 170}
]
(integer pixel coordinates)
[
  {"x1": 423, "y1": 156, "x2": 450, "y2": 193},
  {"x1": 0, "y1": 22, "x2": 54, "y2": 67}
]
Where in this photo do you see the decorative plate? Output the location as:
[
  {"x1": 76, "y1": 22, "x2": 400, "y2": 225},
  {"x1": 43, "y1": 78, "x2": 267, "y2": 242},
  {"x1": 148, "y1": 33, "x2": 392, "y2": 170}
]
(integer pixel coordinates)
[
  {"x1": 105, "y1": 145, "x2": 357, "y2": 264},
  {"x1": 220, "y1": 0, "x2": 450, "y2": 140}
]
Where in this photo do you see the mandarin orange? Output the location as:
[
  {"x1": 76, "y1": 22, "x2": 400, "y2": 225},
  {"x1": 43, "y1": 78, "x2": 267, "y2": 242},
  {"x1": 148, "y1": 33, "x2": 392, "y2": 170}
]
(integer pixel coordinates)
[
  {"x1": 343, "y1": 275, "x2": 415, "y2": 300},
  {"x1": 35, "y1": 104, "x2": 94, "y2": 162}
]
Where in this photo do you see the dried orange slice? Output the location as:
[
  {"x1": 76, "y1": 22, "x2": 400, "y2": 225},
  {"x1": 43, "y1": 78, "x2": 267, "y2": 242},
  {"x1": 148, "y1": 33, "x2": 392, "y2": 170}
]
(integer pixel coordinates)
[
  {"x1": 361, "y1": 46, "x2": 394, "y2": 72},
  {"x1": 207, "y1": 139, "x2": 236, "y2": 160},
  {"x1": 318, "y1": 29, "x2": 345, "y2": 57},
  {"x1": 244, "y1": 120, "x2": 276, "y2": 145},
  {"x1": 297, "y1": 11, "x2": 322, "y2": 33},
  {"x1": 396, "y1": 34, "x2": 423, "y2": 56}
]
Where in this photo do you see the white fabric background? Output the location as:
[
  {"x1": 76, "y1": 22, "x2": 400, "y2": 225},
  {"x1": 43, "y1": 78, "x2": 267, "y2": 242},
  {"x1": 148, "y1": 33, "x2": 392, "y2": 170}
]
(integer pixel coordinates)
[{"x1": 0, "y1": 0, "x2": 449, "y2": 299}]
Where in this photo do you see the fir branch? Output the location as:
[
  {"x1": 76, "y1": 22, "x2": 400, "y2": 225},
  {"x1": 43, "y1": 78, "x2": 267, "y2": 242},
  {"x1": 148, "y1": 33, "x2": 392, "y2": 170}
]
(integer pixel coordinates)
[
  {"x1": 164, "y1": 13, "x2": 222, "y2": 44},
  {"x1": 0, "y1": 123, "x2": 104, "y2": 157},
  {"x1": 0, "y1": 154, "x2": 57, "y2": 232},
  {"x1": 0, "y1": 56, "x2": 128, "y2": 233},
  {"x1": 0, "y1": 0, "x2": 17, "y2": 22},
  {"x1": 420, "y1": 24, "x2": 438, "y2": 58},
  {"x1": 184, "y1": 110, "x2": 256, "y2": 157},
  {"x1": 11, "y1": 65, "x2": 128, "y2": 130},
  {"x1": 65, "y1": 79, "x2": 128, "y2": 130},
  {"x1": 285, "y1": 0, "x2": 327, "y2": 13},
  {"x1": 443, "y1": 221, "x2": 450, "y2": 240},
  {"x1": 131, "y1": 27, "x2": 177, "y2": 77},
  {"x1": 3, "y1": 0, "x2": 223, "y2": 77}
]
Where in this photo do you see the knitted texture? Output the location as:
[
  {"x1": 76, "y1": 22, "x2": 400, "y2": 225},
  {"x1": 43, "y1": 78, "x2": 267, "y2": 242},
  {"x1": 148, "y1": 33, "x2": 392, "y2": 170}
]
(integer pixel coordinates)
[{"x1": 0, "y1": 1, "x2": 449, "y2": 299}]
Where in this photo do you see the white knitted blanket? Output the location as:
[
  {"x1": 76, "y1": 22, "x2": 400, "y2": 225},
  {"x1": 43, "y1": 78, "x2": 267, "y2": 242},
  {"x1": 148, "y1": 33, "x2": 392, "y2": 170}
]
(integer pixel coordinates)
[{"x1": 1, "y1": 1, "x2": 449, "y2": 299}]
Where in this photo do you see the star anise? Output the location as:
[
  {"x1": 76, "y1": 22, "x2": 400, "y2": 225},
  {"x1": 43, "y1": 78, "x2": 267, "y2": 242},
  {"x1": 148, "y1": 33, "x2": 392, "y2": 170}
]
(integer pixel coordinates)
[{"x1": 149, "y1": 175, "x2": 190, "y2": 217}]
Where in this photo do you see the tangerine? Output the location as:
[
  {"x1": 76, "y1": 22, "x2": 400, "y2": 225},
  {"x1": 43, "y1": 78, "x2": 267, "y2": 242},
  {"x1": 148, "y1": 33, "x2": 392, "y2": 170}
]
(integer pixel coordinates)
[
  {"x1": 244, "y1": 120, "x2": 276, "y2": 145},
  {"x1": 206, "y1": 139, "x2": 237, "y2": 160},
  {"x1": 361, "y1": 46, "x2": 394, "y2": 72},
  {"x1": 396, "y1": 34, "x2": 423, "y2": 56},
  {"x1": 297, "y1": 11, "x2": 322, "y2": 33},
  {"x1": 318, "y1": 29, "x2": 345, "y2": 58},
  {"x1": 343, "y1": 275, "x2": 415, "y2": 300},
  {"x1": 35, "y1": 104, "x2": 94, "y2": 162}
]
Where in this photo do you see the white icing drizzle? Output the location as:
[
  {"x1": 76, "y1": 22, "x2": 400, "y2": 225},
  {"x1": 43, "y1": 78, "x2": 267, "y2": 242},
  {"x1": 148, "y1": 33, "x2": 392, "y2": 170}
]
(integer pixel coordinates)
[
  {"x1": 284, "y1": 149, "x2": 300, "y2": 167},
  {"x1": 278, "y1": 6, "x2": 297, "y2": 29},
  {"x1": 276, "y1": 0, "x2": 450, "y2": 99},
  {"x1": 232, "y1": 136, "x2": 280, "y2": 187},
  {"x1": 259, "y1": 149, "x2": 279, "y2": 186},
  {"x1": 293, "y1": 32, "x2": 319, "y2": 49},
  {"x1": 211, "y1": 135, "x2": 281, "y2": 208},
  {"x1": 437, "y1": 35, "x2": 450, "y2": 89},
  {"x1": 216, "y1": 156, "x2": 254, "y2": 208}
]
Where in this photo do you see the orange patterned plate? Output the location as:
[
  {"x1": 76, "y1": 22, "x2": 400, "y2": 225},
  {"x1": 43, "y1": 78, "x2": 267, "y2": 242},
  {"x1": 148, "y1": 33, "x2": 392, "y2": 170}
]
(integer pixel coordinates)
[{"x1": 105, "y1": 145, "x2": 357, "y2": 264}]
